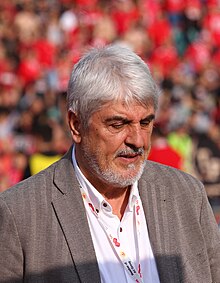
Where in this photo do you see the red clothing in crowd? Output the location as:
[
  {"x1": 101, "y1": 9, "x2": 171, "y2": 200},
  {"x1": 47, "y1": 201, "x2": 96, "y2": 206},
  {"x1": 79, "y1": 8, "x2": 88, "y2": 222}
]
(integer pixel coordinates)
[
  {"x1": 75, "y1": 0, "x2": 97, "y2": 6},
  {"x1": 17, "y1": 51, "x2": 41, "y2": 86},
  {"x1": 141, "y1": 0, "x2": 162, "y2": 27},
  {"x1": 206, "y1": 0, "x2": 219, "y2": 8},
  {"x1": 203, "y1": 8, "x2": 220, "y2": 47},
  {"x1": 148, "y1": 139, "x2": 183, "y2": 169},
  {"x1": 147, "y1": 14, "x2": 172, "y2": 46},
  {"x1": 33, "y1": 39, "x2": 56, "y2": 68},
  {"x1": 213, "y1": 49, "x2": 220, "y2": 66},
  {"x1": 184, "y1": 40, "x2": 211, "y2": 72},
  {"x1": 164, "y1": 0, "x2": 185, "y2": 13},
  {"x1": 185, "y1": 0, "x2": 202, "y2": 12},
  {"x1": 149, "y1": 44, "x2": 179, "y2": 77},
  {"x1": 111, "y1": 4, "x2": 140, "y2": 35}
]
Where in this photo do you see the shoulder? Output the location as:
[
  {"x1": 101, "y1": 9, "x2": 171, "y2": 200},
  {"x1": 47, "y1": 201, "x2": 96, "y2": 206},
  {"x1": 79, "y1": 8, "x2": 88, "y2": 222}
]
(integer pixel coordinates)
[
  {"x1": 0, "y1": 155, "x2": 70, "y2": 206},
  {"x1": 141, "y1": 160, "x2": 204, "y2": 197},
  {"x1": 144, "y1": 160, "x2": 202, "y2": 184},
  {"x1": 0, "y1": 163, "x2": 54, "y2": 209},
  {"x1": 0, "y1": 147, "x2": 74, "y2": 205},
  {"x1": 140, "y1": 161, "x2": 209, "y2": 224}
]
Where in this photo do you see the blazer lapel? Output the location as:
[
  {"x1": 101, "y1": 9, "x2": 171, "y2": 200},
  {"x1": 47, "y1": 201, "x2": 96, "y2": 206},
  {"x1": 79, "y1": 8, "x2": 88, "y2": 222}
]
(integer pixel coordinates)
[
  {"x1": 52, "y1": 148, "x2": 101, "y2": 283},
  {"x1": 138, "y1": 164, "x2": 181, "y2": 283}
]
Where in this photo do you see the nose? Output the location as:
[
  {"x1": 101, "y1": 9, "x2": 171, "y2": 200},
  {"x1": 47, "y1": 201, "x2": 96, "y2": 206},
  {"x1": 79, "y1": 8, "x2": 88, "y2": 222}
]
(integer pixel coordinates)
[{"x1": 125, "y1": 124, "x2": 146, "y2": 149}]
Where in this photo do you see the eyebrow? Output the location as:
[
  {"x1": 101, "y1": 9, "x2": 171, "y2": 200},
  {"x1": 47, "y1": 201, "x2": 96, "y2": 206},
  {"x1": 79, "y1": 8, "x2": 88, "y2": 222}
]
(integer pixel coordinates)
[
  {"x1": 141, "y1": 114, "x2": 155, "y2": 122},
  {"x1": 104, "y1": 113, "x2": 155, "y2": 123},
  {"x1": 104, "y1": 116, "x2": 129, "y2": 123}
]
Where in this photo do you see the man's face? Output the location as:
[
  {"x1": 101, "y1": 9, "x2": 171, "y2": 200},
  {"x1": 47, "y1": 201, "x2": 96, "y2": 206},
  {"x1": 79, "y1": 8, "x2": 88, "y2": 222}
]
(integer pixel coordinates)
[{"x1": 73, "y1": 100, "x2": 155, "y2": 189}]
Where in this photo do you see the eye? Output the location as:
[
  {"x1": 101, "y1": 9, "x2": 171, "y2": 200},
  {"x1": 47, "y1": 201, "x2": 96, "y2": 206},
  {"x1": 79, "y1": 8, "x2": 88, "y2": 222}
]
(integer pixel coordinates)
[
  {"x1": 140, "y1": 115, "x2": 155, "y2": 129},
  {"x1": 140, "y1": 120, "x2": 151, "y2": 128},
  {"x1": 106, "y1": 121, "x2": 128, "y2": 133},
  {"x1": 110, "y1": 123, "x2": 125, "y2": 129}
]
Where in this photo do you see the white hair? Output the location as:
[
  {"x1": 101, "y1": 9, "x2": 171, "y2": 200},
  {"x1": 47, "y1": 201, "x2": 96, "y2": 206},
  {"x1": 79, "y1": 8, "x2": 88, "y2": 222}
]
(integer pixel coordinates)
[{"x1": 67, "y1": 44, "x2": 159, "y2": 128}]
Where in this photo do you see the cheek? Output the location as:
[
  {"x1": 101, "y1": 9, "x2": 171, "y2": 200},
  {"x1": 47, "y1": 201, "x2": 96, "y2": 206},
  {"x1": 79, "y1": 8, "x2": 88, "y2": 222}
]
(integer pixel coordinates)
[
  {"x1": 97, "y1": 128, "x2": 127, "y2": 150},
  {"x1": 147, "y1": 131, "x2": 153, "y2": 142},
  {"x1": 100, "y1": 138, "x2": 123, "y2": 155},
  {"x1": 108, "y1": 133, "x2": 129, "y2": 152},
  {"x1": 144, "y1": 131, "x2": 153, "y2": 147}
]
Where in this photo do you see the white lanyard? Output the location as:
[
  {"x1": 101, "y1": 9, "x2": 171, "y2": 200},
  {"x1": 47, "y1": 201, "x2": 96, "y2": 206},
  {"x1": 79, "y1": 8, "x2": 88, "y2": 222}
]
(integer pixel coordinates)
[{"x1": 81, "y1": 191, "x2": 144, "y2": 283}]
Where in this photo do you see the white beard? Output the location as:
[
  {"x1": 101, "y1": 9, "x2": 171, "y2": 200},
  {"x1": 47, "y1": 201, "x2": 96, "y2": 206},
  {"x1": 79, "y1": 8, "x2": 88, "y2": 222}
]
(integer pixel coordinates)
[{"x1": 81, "y1": 144, "x2": 148, "y2": 188}]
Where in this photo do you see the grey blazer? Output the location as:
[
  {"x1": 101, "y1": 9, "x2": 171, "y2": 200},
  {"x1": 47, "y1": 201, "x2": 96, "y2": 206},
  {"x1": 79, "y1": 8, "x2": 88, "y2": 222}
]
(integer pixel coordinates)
[{"x1": 0, "y1": 147, "x2": 220, "y2": 283}]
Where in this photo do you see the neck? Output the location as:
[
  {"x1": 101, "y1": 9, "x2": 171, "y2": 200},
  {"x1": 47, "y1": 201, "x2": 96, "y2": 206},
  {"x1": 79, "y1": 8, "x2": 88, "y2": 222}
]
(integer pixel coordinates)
[{"x1": 101, "y1": 185, "x2": 131, "y2": 221}]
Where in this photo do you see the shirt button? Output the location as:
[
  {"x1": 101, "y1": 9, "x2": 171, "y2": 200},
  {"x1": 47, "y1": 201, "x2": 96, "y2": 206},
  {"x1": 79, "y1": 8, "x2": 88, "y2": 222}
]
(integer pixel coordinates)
[
  {"x1": 120, "y1": 227, "x2": 123, "y2": 232},
  {"x1": 96, "y1": 209, "x2": 99, "y2": 213},
  {"x1": 103, "y1": 202, "x2": 108, "y2": 207}
]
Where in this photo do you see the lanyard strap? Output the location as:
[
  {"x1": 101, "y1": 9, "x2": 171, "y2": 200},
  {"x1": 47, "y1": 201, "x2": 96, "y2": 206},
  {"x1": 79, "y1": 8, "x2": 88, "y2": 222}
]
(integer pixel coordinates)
[{"x1": 81, "y1": 191, "x2": 144, "y2": 283}]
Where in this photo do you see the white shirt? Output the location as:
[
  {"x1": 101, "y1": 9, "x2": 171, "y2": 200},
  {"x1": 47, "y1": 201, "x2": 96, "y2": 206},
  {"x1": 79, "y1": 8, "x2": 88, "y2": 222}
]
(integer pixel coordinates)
[{"x1": 72, "y1": 148, "x2": 160, "y2": 283}]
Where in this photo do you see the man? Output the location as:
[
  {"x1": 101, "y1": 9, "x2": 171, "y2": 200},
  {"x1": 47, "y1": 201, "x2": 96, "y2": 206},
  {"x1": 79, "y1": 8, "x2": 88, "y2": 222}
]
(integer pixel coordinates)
[{"x1": 0, "y1": 44, "x2": 220, "y2": 283}]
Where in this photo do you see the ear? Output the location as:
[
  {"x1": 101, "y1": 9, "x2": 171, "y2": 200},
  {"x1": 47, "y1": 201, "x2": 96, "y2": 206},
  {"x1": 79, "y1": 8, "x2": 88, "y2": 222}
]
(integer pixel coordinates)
[{"x1": 68, "y1": 110, "x2": 82, "y2": 143}]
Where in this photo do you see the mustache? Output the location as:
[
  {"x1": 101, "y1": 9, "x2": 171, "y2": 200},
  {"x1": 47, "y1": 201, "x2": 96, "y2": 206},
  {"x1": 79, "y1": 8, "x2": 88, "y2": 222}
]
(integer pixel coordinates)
[{"x1": 115, "y1": 147, "x2": 144, "y2": 157}]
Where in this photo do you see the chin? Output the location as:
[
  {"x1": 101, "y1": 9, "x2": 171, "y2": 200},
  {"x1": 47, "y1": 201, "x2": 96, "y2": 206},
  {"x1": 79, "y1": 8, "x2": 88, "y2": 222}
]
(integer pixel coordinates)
[
  {"x1": 101, "y1": 162, "x2": 146, "y2": 187},
  {"x1": 105, "y1": 177, "x2": 137, "y2": 188}
]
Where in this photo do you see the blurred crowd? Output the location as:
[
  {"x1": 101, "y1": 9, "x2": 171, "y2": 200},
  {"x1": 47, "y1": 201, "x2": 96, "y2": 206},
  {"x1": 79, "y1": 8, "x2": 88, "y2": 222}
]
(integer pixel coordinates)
[{"x1": 0, "y1": 0, "x2": 220, "y2": 220}]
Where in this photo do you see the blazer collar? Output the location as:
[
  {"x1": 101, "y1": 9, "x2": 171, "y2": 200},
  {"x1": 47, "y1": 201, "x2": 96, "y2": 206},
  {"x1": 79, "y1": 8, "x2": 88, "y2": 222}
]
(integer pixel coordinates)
[{"x1": 52, "y1": 146, "x2": 101, "y2": 283}]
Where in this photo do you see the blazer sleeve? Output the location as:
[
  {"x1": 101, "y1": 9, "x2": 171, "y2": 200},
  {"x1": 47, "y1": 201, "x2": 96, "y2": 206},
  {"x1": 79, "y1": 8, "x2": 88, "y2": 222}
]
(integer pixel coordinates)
[
  {"x1": 199, "y1": 185, "x2": 220, "y2": 282},
  {"x1": 0, "y1": 197, "x2": 23, "y2": 283}
]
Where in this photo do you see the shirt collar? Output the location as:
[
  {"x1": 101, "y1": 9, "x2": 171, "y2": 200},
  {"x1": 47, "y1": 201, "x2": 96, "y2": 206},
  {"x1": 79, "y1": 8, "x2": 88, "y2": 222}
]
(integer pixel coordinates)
[{"x1": 72, "y1": 146, "x2": 140, "y2": 213}]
